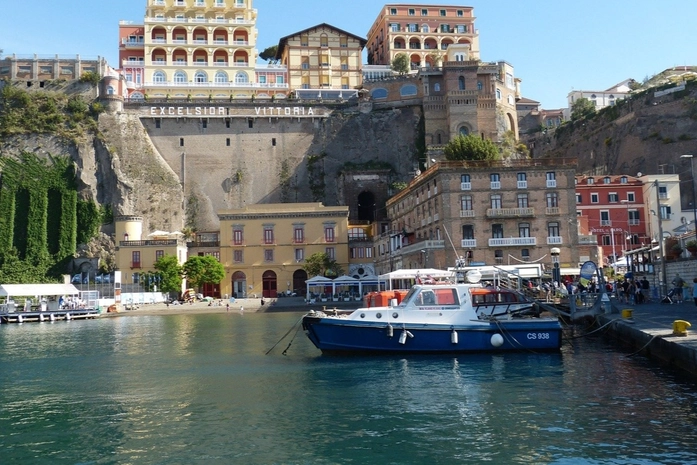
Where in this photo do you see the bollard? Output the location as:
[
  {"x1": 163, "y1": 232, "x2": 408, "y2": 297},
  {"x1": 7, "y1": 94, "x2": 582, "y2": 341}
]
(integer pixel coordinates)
[
  {"x1": 621, "y1": 309, "x2": 633, "y2": 319},
  {"x1": 672, "y1": 320, "x2": 691, "y2": 337}
]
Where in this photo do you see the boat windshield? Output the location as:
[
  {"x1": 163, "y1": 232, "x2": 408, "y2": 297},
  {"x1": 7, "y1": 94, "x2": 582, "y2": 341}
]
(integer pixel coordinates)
[{"x1": 403, "y1": 287, "x2": 459, "y2": 308}]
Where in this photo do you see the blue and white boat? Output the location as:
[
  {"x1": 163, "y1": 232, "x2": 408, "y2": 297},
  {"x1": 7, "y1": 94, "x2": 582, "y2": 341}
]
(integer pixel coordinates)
[{"x1": 302, "y1": 272, "x2": 562, "y2": 354}]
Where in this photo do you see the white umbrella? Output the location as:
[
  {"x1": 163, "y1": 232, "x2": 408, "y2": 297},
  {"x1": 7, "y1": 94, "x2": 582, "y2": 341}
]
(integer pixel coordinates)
[{"x1": 147, "y1": 230, "x2": 170, "y2": 237}]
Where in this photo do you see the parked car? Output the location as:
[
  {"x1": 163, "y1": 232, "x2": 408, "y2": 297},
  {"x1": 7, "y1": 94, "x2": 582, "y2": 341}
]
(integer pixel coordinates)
[{"x1": 71, "y1": 273, "x2": 88, "y2": 284}]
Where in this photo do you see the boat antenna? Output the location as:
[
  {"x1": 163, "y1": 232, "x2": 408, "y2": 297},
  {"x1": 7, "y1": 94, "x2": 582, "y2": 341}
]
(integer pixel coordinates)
[{"x1": 441, "y1": 225, "x2": 460, "y2": 264}]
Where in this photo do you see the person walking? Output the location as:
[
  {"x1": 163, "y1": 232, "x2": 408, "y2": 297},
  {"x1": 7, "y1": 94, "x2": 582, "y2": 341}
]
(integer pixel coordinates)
[
  {"x1": 672, "y1": 273, "x2": 685, "y2": 303},
  {"x1": 641, "y1": 277, "x2": 650, "y2": 303}
]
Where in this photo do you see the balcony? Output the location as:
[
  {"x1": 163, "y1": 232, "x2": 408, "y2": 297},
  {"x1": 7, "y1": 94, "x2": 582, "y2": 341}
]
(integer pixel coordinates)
[
  {"x1": 659, "y1": 192, "x2": 669, "y2": 199},
  {"x1": 628, "y1": 219, "x2": 640, "y2": 226},
  {"x1": 461, "y1": 239, "x2": 476, "y2": 248},
  {"x1": 517, "y1": 181, "x2": 527, "y2": 189},
  {"x1": 486, "y1": 207, "x2": 534, "y2": 218},
  {"x1": 600, "y1": 220, "x2": 612, "y2": 226},
  {"x1": 187, "y1": 241, "x2": 220, "y2": 248},
  {"x1": 121, "y1": 39, "x2": 144, "y2": 47},
  {"x1": 460, "y1": 182, "x2": 471, "y2": 190},
  {"x1": 131, "y1": 262, "x2": 142, "y2": 269},
  {"x1": 122, "y1": 60, "x2": 145, "y2": 67},
  {"x1": 120, "y1": 240, "x2": 178, "y2": 246},
  {"x1": 490, "y1": 181, "x2": 501, "y2": 190},
  {"x1": 545, "y1": 206, "x2": 560, "y2": 215},
  {"x1": 578, "y1": 235, "x2": 598, "y2": 245},
  {"x1": 547, "y1": 236, "x2": 563, "y2": 245},
  {"x1": 546, "y1": 179, "x2": 557, "y2": 188},
  {"x1": 488, "y1": 237, "x2": 537, "y2": 247},
  {"x1": 460, "y1": 210, "x2": 475, "y2": 218}
]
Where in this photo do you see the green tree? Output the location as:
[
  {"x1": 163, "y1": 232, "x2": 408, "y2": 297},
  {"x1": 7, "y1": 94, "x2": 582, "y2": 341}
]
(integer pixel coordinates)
[
  {"x1": 391, "y1": 53, "x2": 410, "y2": 75},
  {"x1": 259, "y1": 45, "x2": 279, "y2": 63},
  {"x1": 79, "y1": 71, "x2": 101, "y2": 87},
  {"x1": 154, "y1": 255, "x2": 183, "y2": 295},
  {"x1": 570, "y1": 97, "x2": 596, "y2": 121},
  {"x1": 443, "y1": 134, "x2": 500, "y2": 161},
  {"x1": 182, "y1": 255, "x2": 225, "y2": 290},
  {"x1": 302, "y1": 252, "x2": 344, "y2": 278}
]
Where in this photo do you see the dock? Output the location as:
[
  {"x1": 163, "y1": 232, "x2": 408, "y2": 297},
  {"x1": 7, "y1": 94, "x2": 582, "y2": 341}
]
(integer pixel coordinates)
[
  {"x1": 0, "y1": 308, "x2": 100, "y2": 324},
  {"x1": 598, "y1": 298, "x2": 697, "y2": 377}
]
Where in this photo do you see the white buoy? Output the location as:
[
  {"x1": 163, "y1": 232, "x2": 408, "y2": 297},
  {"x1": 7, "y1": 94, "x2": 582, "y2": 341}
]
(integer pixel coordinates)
[
  {"x1": 490, "y1": 333, "x2": 504, "y2": 347},
  {"x1": 451, "y1": 330, "x2": 459, "y2": 344},
  {"x1": 39, "y1": 314, "x2": 44, "y2": 322},
  {"x1": 386, "y1": 323, "x2": 393, "y2": 338},
  {"x1": 17, "y1": 315, "x2": 23, "y2": 323},
  {"x1": 65, "y1": 313, "x2": 71, "y2": 321}
]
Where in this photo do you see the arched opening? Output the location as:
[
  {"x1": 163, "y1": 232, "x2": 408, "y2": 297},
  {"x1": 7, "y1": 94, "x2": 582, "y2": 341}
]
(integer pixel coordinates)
[
  {"x1": 172, "y1": 48, "x2": 187, "y2": 64},
  {"x1": 459, "y1": 126, "x2": 470, "y2": 136},
  {"x1": 409, "y1": 53, "x2": 421, "y2": 70},
  {"x1": 151, "y1": 48, "x2": 167, "y2": 64},
  {"x1": 232, "y1": 28, "x2": 248, "y2": 44},
  {"x1": 232, "y1": 271, "x2": 246, "y2": 298},
  {"x1": 212, "y1": 28, "x2": 229, "y2": 44},
  {"x1": 357, "y1": 191, "x2": 376, "y2": 222},
  {"x1": 262, "y1": 270, "x2": 277, "y2": 298},
  {"x1": 151, "y1": 27, "x2": 167, "y2": 42},
  {"x1": 172, "y1": 27, "x2": 187, "y2": 43},
  {"x1": 213, "y1": 49, "x2": 228, "y2": 65},
  {"x1": 233, "y1": 50, "x2": 249, "y2": 66},
  {"x1": 193, "y1": 49, "x2": 208, "y2": 65},
  {"x1": 293, "y1": 269, "x2": 308, "y2": 296}
]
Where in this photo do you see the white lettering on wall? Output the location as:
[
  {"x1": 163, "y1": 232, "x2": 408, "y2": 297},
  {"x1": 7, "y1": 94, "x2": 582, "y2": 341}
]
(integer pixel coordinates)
[{"x1": 149, "y1": 106, "x2": 319, "y2": 117}]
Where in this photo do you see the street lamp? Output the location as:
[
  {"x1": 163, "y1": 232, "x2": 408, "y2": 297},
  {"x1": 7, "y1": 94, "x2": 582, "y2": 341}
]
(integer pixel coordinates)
[
  {"x1": 680, "y1": 154, "x2": 697, "y2": 232},
  {"x1": 550, "y1": 247, "x2": 560, "y2": 283},
  {"x1": 621, "y1": 199, "x2": 633, "y2": 274}
]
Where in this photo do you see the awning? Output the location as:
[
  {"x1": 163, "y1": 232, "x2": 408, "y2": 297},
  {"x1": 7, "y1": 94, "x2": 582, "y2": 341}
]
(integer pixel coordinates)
[{"x1": 0, "y1": 284, "x2": 80, "y2": 298}]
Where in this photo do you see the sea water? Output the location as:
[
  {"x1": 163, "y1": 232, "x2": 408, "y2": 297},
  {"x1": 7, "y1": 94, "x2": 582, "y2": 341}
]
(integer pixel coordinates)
[{"x1": 1, "y1": 312, "x2": 697, "y2": 465}]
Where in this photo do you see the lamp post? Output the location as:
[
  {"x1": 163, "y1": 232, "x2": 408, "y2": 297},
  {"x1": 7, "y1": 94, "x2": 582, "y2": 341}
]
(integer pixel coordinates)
[
  {"x1": 654, "y1": 180, "x2": 668, "y2": 297},
  {"x1": 621, "y1": 199, "x2": 633, "y2": 274},
  {"x1": 550, "y1": 247, "x2": 560, "y2": 284},
  {"x1": 680, "y1": 154, "x2": 697, "y2": 231}
]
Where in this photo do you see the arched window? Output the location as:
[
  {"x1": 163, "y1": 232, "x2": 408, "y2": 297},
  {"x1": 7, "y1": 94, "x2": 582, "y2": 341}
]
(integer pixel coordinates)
[
  {"x1": 130, "y1": 92, "x2": 144, "y2": 100},
  {"x1": 235, "y1": 72, "x2": 249, "y2": 84},
  {"x1": 194, "y1": 71, "x2": 207, "y2": 83},
  {"x1": 400, "y1": 84, "x2": 417, "y2": 97},
  {"x1": 371, "y1": 88, "x2": 388, "y2": 99},
  {"x1": 174, "y1": 71, "x2": 187, "y2": 83},
  {"x1": 434, "y1": 83, "x2": 440, "y2": 92},
  {"x1": 477, "y1": 81, "x2": 483, "y2": 91},
  {"x1": 215, "y1": 71, "x2": 228, "y2": 83},
  {"x1": 107, "y1": 86, "x2": 115, "y2": 95},
  {"x1": 459, "y1": 126, "x2": 469, "y2": 136},
  {"x1": 458, "y1": 76, "x2": 465, "y2": 90},
  {"x1": 153, "y1": 71, "x2": 166, "y2": 83}
]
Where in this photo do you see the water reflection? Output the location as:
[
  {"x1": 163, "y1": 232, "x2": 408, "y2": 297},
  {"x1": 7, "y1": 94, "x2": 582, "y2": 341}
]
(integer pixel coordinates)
[{"x1": 1, "y1": 313, "x2": 697, "y2": 464}]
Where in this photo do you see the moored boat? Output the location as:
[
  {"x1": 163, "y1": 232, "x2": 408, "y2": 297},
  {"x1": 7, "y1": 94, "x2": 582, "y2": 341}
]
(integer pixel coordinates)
[{"x1": 302, "y1": 271, "x2": 562, "y2": 354}]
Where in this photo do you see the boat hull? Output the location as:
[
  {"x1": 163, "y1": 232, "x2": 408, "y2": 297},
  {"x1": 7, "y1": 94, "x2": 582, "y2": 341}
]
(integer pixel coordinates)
[{"x1": 302, "y1": 316, "x2": 562, "y2": 354}]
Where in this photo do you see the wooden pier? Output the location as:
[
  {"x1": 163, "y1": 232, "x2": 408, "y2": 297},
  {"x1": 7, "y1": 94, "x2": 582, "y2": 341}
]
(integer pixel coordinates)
[{"x1": 0, "y1": 309, "x2": 100, "y2": 324}]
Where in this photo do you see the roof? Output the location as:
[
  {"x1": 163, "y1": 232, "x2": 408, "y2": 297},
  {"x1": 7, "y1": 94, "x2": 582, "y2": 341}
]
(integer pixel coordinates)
[
  {"x1": 0, "y1": 284, "x2": 80, "y2": 297},
  {"x1": 276, "y1": 23, "x2": 367, "y2": 59}
]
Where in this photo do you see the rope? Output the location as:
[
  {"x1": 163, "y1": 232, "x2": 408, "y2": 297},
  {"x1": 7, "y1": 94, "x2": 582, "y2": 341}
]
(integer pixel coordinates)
[
  {"x1": 281, "y1": 324, "x2": 304, "y2": 356},
  {"x1": 265, "y1": 315, "x2": 304, "y2": 355},
  {"x1": 626, "y1": 333, "x2": 661, "y2": 357}
]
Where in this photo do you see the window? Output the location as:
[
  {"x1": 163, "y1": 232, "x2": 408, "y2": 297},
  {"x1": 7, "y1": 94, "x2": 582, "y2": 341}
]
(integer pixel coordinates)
[
  {"x1": 458, "y1": 76, "x2": 465, "y2": 90},
  {"x1": 521, "y1": 249, "x2": 530, "y2": 261},
  {"x1": 340, "y1": 36, "x2": 347, "y2": 48},
  {"x1": 620, "y1": 176, "x2": 628, "y2": 184},
  {"x1": 325, "y1": 247, "x2": 335, "y2": 259},
  {"x1": 546, "y1": 172, "x2": 557, "y2": 187},
  {"x1": 490, "y1": 173, "x2": 501, "y2": 189},
  {"x1": 421, "y1": 8, "x2": 428, "y2": 15},
  {"x1": 263, "y1": 227, "x2": 274, "y2": 244},
  {"x1": 660, "y1": 205, "x2": 671, "y2": 219},
  {"x1": 608, "y1": 192, "x2": 619, "y2": 203},
  {"x1": 300, "y1": 34, "x2": 308, "y2": 46},
  {"x1": 233, "y1": 250, "x2": 243, "y2": 263},
  {"x1": 591, "y1": 193, "x2": 599, "y2": 203},
  {"x1": 226, "y1": 138, "x2": 230, "y2": 146},
  {"x1": 215, "y1": 71, "x2": 228, "y2": 83},
  {"x1": 325, "y1": 226, "x2": 335, "y2": 242},
  {"x1": 194, "y1": 71, "x2": 207, "y2": 83},
  {"x1": 233, "y1": 229, "x2": 243, "y2": 245},
  {"x1": 576, "y1": 194, "x2": 582, "y2": 203},
  {"x1": 155, "y1": 250, "x2": 164, "y2": 261},
  {"x1": 408, "y1": 8, "x2": 415, "y2": 15},
  {"x1": 264, "y1": 249, "x2": 274, "y2": 262},
  {"x1": 457, "y1": 9, "x2": 463, "y2": 16},
  {"x1": 462, "y1": 224, "x2": 474, "y2": 239},
  {"x1": 179, "y1": 137, "x2": 184, "y2": 147},
  {"x1": 602, "y1": 235, "x2": 611, "y2": 246},
  {"x1": 600, "y1": 210, "x2": 611, "y2": 226},
  {"x1": 490, "y1": 194, "x2": 502, "y2": 209},
  {"x1": 390, "y1": 23, "x2": 400, "y2": 32},
  {"x1": 174, "y1": 71, "x2": 187, "y2": 83},
  {"x1": 587, "y1": 177, "x2": 594, "y2": 185},
  {"x1": 627, "y1": 192, "x2": 635, "y2": 202},
  {"x1": 155, "y1": 119, "x2": 161, "y2": 129},
  {"x1": 457, "y1": 24, "x2": 467, "y2": 33},
  {"x1": 546, "y1": 192, "x2": 558, "y2": 207},
  {"x1": 548, "y1": 222, "x2": 560, "y2": 237},
  {"x1": 517, "y1": 193, "x2": 529, "y2": 208},
  {"x1": 460, "y1": 195, "x2": 473, "y2": 211},
  {"x1": 658, "y1": 185, "x2": 668, "y2": 199},
  {"x1": 519, "y1": 223, "x2": 530, "y2": 237},
  {"x1": 460, "y1": 174, "x2": 471, "y2": 190},
  {"x1": 492, "y1": 224, "x2": 503, "y2": 238},
  {"x1": 295, "y1": 248, "x2": 304, "y2": 262},
  {"x1": 517, "y1": 172, "x2": 527, "y2": 188},
  {"x1": 320, "y1": 35, "x2": 328, "y2": 47},
  {"x1": 132, "y1": 251, "x2": 141, "y2": 268},
  {"x1": 628, "y1": 210, "x2": 640, "y2": 225},
  {"x1": 440, "y1": 9, "x2": 446, "y2": 16},
  {"x1": 294, "y1": 227, "x2": 304, "y2": 243},
  {"x1": 153, "y1": 71, "x2": 166, "y2": 83}
]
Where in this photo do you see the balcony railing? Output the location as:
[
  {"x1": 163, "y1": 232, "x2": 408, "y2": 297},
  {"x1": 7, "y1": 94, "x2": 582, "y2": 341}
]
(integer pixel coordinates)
[
  {"x1": 578, "y1": 235, "x2": 598, "y2": 245},
  {"x1": 547, "y1": 236, "x2": 563, "y2": 245},
  {"x1": 460, "y1": 210, "x2": 475, "y2": 218},
  {"x1": 546, "y1": 179, "x2": 557, "y2": 188},
  {"x1": 460, "y1": 182, "x2": 471, "y2": 190},
  {"x1": 131, "y1": 262, "x2": 142, "y2": 269},
  {"x1": 486, "y1": 207, "x2": 534, "y2": 218},
  {"x1": 517, "y1": 181, "x2": 527, "y2": 189},
  {"x1": 120, "y1": 240, "x2": 178, "y2": 246},
  {"x1": 145, "y1": 81, "x2": 289, "y2": 89},
  {"x1": 488, "y1": 237, "x2": 537, "y2": 247},
  {"x1": 545, "y1": 206, "x2": 560, "y2": 215},
  {"x1": 628, "y1": 219, "x2": 640, "y2": 226},
  {"x1": 600, "y1": 220, "x2": 612, "y2": 226},
  {"x1": 187, "y1": 241, "x2": 220, "y2": 248},
  {"x1": 490, "y1": 181, "x2": 501, "y2": 190},
  {"x1": 461, "y1": 239, "x2": 477, "y2": 248}
]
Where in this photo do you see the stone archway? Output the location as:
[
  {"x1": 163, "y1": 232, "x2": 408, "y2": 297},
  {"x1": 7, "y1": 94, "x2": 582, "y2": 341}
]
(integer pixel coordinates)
[
  {"x1": 262, "y1": 270, "x2": 277, "y2": 298},
  {"x1": 232, "y1": 271, "x2": 246, "y2": 298},
  {"x1": 293, "y1": 269, "x2": 308, "y2": 296}
]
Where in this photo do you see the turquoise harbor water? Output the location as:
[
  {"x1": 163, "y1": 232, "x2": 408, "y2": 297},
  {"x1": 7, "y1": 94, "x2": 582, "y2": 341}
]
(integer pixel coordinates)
[{"x1": 2, "y1": 312, "x2": 697, "y2": 465}]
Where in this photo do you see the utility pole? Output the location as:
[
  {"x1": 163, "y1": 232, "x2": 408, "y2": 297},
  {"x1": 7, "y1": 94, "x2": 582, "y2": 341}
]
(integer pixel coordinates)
[{"x1": 655, "y1": 179, "x2": 667, "y2": 296}]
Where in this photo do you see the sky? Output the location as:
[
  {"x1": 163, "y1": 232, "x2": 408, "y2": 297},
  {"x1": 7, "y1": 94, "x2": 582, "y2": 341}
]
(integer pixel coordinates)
[{"x1": 1, "y1": 0, "x2": 696, "y2": 109}]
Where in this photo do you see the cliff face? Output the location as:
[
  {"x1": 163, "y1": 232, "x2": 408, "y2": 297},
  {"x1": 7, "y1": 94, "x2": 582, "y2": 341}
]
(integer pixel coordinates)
[{"x1": 527, "y1": 85, "x2": 697, "y2": 183}]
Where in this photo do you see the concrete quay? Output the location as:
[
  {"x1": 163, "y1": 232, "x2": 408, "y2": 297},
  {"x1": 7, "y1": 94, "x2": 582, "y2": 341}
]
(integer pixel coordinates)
[{"x1": 598, "y1": 297, "x2": 697, "y2": 377}]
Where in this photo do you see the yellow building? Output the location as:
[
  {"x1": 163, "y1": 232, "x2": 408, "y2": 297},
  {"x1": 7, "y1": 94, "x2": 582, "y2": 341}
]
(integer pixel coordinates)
[
  {"x1": 114, "y1": 216, "x2": 188, "y2": 286},
  {"x1": 218, "y1": 203, "x2": 349, "y2": 298},
  {"x1": 276, "y1": 23, "x2": 366, "y2": 100},
  {"x1": 142, "y1": 0, "x2": 259, "y2": 99}
]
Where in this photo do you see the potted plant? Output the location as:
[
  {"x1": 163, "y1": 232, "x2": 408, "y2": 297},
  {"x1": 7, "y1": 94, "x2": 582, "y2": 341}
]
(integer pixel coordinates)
[
  {"x1": 671, "y1": 243, "x2": 683, "y2": 259},
  {"x1": 686, "y1": 240, "x2": 697, "y2": 256}
]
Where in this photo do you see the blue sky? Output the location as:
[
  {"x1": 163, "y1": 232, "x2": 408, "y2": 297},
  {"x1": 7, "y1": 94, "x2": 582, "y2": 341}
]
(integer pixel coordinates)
[{"x1": 1, "y1": 0, "x2": 696, "y2": 109}]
